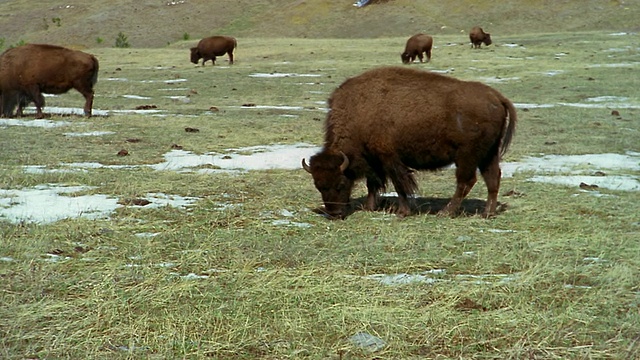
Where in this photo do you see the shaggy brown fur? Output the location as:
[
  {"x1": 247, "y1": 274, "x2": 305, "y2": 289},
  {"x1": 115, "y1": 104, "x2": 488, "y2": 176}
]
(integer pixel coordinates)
[
  {"x1": 0, "y1": 44, "x2": 99, "y2": 118},
  {"x1": 469, "y1": 26, "x2": 492, "y2": 48},
  {"x1": 190, "y1": 36, "x2": 237, "y2": 66},
  {"x1": 302, "y1": 66, "x2": 517, "y2": 219},
  {"x1": 401, "y1": 33, "x2": 433, "y2": 63}
]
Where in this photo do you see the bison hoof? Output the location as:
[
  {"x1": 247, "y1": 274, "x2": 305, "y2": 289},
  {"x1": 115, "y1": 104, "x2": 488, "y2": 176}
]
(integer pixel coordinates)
[
  {"x1": 481, "y1": 211, "x2": 496, "y2": 219},
  {"x1": 395, "y1": 208, "x2": 411, "y2": 218},
  {"x1": 436, "y1": 209, "x2": 457, "y2": 218}
]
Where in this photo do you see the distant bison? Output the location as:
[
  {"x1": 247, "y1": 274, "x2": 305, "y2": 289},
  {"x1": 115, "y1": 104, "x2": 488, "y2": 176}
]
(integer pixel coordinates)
[
  {"x1": 401, "y1": 33, "x2": 433, "y2": 64},
  {"x1": 190, "y1": 36, "x2": 237, "y2": 66},
  {"x1": 0, "y1": 44, "x2": 99, "y2": 118},
  {"x1": 469, "y1": 26, "x2": 492, "y2": 48},
  {"x1": 302, "y1": 66, "x2": 517, "y2": 219}
]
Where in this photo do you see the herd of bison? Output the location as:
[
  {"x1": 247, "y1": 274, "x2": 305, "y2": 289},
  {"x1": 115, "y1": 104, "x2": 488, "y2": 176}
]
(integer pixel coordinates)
[{"x1": 0, "y1": 26, "x2": 515, "y2": 220}]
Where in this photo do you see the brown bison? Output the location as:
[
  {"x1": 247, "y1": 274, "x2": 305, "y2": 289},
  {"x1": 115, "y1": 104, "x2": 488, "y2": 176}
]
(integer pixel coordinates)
[
  {"x1": 401, "y1": 33, "x2": 433, "y2": 64},
  {"x1": 469, "y1": 26, "x2": 492, "y2": 48},
  {"x1": 190, "y1": 36, "x2": 237, "y2": 66},
  {"x1": 0, "y1": 44, "x2": 99, "y2": 118},
  {"x1": 302, "y1": 66, "x2": 517, "y2": 220}
]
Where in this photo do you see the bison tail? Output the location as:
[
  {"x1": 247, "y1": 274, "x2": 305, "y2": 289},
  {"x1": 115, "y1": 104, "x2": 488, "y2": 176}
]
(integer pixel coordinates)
[
  {"x1": 90, "y1": 55, "x2": 100, "y2": 86},
  {"x1": 499, "y1": 98, "x2": 517, "y2": 158}
]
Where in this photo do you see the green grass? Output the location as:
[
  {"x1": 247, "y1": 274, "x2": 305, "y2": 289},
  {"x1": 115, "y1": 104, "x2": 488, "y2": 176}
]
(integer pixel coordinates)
[{"x1": 1, "y1": 32, "x2": 640, "y2": 359}]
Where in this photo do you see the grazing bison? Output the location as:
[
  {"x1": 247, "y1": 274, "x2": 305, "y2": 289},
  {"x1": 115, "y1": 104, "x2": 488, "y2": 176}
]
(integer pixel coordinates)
[
  {"x1": 190, "y1": 36, "x2": 237, "y2": 66},
  {"x1": 302, "y1": 66, "x2": 517, "y2": 220},
  {"x1": 469, "y1": 26, "x2": 492, "y2": 48},
  {"x1": 0, "y1": 44, "x2": 99, "y2": 118},
  {"x1": 401, "y1": 33, "x2": 433, "y2": 64}
]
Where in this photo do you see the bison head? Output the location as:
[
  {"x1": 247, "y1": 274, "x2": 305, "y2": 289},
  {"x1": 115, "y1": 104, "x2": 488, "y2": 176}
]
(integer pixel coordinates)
[
  {"x1": 302, "y1": 151, "x2": 353, "y2": 219},
  {"x1": 189, "y1": 47, "x2": 201, "y2": 64},
  {"x1": 483, "y1": 33, "x2": 492, "y2": 46},
  {"x1": 400, "y1": 52, "x2": 411, "y2": 64}
]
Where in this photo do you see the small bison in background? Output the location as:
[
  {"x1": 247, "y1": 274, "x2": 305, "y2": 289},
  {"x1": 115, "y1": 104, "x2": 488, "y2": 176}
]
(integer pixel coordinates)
[
  {"x1": 401, "y1": 33, "x2": 433, "y2": 64},
  {"x1": 0, "y1": 44, "x2": 99, "y2": 118},
  {"x1": 302, "y1": 66, "x2": 517, "y2": 220},
  {"x1": 469, "y1": 26, "x2": 492, "y2": 48},
  {"x1": 190, "y1": 36, "x2": 237, "y2": 66}
]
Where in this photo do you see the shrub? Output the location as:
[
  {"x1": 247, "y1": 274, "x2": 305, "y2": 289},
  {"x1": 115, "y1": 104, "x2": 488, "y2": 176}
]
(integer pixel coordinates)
[{"x1": 115, "y1": 32, "x2": 130, "y2": 48}]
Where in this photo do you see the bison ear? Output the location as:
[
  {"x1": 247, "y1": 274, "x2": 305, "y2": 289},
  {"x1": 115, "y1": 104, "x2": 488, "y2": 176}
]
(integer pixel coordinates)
[{"x1": 302, "y1": 158, "x2": 312, "y2": 173}]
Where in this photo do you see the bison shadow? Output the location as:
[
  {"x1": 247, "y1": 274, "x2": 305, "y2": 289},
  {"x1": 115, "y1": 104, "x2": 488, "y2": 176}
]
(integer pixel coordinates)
[{"x1": 313, "y1": 195, "x2": 507, "y2": 219}]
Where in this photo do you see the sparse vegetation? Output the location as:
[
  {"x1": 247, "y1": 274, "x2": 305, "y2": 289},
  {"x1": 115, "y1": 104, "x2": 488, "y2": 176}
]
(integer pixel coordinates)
[
  {"x1": 182, "y1": 32, "x2": 190, "y2": 41},
  {"x1": 95, "y1": 37, "x2": 103, "y2": 45},
  {"x1": 9, "y1": 39, "x2": 26, "y2": 48},
  {"x1": 0, "y1": 0, "x2": 638, "y2": 48},
  {"x1": 114, "y1": 31, "x2": 130, "y2": 48}
]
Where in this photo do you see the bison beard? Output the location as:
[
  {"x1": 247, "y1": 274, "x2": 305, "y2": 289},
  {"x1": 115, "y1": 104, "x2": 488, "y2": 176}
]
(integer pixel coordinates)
[{"x1": 302, "y1": 66, "x2": 517, "y2": 220}]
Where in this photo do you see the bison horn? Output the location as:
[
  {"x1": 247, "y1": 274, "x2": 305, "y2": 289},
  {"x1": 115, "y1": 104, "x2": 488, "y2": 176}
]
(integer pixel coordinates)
[
  {"x1": 339, "y1": 152, "x2": 349, "y2": 173},
  {"x1": 302, "y1": 158, "x2": 312, "y2": 173}
]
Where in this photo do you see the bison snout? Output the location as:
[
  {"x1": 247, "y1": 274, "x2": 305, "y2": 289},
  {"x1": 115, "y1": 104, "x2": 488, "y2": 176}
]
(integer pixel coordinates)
[{"x1": 314, "y1": 206, "x2": 347, "y2": 220}]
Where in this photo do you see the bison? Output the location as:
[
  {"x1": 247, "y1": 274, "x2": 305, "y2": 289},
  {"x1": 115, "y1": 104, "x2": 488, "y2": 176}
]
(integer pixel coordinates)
[
  {"x1": 302, "y1": 66, "x2": 517, "y2": 220},
  {"x1": 401, "y1": 33, "x2": 433, "y2": 64},
  {"x1": 0, "y1": 44, "x2": 99, "y2": 119},
  {"x1": 190, "y1": 36, "x2": 237, "y2": 66},
  {"x1": 469, "y1": 26, "x2": 492, "y2": 48}
]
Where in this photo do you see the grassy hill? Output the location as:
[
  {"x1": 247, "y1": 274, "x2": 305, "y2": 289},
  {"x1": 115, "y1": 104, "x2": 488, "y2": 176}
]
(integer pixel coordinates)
[{"x1": 0, "y1": 0, "x2": 637, "y2": 49}]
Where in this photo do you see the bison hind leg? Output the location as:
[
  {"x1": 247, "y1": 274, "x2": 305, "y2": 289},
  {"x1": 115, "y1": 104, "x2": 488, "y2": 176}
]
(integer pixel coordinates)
[
  {"x1": 439, "y1": 164, "x2": 478, "y2": 217},
  {"x1": 479, "y1": 153, "x2": 502, "y2": 218}
]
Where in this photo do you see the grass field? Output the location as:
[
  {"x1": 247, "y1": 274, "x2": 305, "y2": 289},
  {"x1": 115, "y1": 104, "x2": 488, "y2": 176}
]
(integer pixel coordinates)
[{"x1": 1, "y1": 31, "x2": 639, "y2": 359}]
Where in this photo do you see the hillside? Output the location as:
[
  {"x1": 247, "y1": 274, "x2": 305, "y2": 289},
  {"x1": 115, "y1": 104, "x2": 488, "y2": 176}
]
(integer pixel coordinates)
[{"x1": 0, "y1": 0, "x2": 638, "y2": 49}]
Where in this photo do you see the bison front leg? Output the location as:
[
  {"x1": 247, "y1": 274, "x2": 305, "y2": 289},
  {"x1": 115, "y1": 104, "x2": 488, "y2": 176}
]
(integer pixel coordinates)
[
  {"x1": 227, "y1": 51, "x2": 234, "y2": 65},
  {"x1": 31, "y1": 91, "x2": 46, "y2": 119},
  {"x1": 1, "y1": 91, "x2": 18, "y2": 117},
  {"x1": 364, "y1": 177, "x2": 384, "y2": 211}
]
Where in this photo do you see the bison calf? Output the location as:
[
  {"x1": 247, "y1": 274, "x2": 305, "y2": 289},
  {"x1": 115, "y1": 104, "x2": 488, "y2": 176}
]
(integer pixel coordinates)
[
  {"x1": 190, "y1": 36, "x2": 237, "y2": 66},
  {"x1": 302, "y1": 66, "x2": 517, "y2": 220},
  {"x1": 0, "y1": 44, "x2": 99, "y2": 118},
  {"x1": 469, "y1": 26, "x2": 492, "y2": 48},
  {"x1": 401, "y1": 33, "x2": 433, "y2": 64}
]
